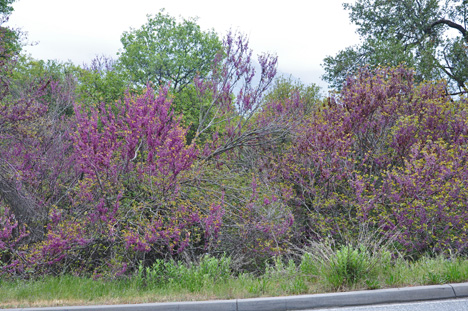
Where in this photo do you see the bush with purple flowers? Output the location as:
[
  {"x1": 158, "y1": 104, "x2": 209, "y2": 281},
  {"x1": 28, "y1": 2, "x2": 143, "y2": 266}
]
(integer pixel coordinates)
[{"x1": 1, "y1": 14, "x2": 468, "y2": 279}]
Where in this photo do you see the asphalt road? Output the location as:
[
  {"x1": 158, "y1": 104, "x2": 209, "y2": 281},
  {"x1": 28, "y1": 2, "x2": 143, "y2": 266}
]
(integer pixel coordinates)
[{"x1": 307, "y1": 298, "x2": 468, "y2": 311}]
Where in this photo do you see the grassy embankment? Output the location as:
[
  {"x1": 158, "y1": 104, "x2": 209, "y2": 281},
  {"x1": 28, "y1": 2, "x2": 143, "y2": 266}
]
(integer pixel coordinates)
[{"x1": 2, "y1": 245, "x2": 468, "y2": 308}]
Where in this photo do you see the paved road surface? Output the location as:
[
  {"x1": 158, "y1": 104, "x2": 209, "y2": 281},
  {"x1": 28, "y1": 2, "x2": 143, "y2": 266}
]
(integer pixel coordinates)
[{"x1": 307, "y1": 297, "x2": 468, "y2": 311}]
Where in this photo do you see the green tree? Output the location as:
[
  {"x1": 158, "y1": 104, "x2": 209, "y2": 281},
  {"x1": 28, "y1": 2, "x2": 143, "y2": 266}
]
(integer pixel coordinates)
[
  {"x1": 323, "y1": 0, "x2": 468, "y2": 94},
  {"x1": 0, "y1": 0, "x2": 19, "y2": 56},
  {"x1": 1, "y1": 0, "x2": 22, "y2": 99},
  {"x1": 118, "y1": 9, "x2": 222, "y2": 93},
  {"x1": 264, "y1": 75, "x2": 321, "y2": 113},
  {"x1": 8, "y1": 56, "x2": 78, "y2": 114},
  {"x1": 9, "y1": 55, "x2": 131, "y2": 113},
  {"x1": 0, "y1": 0, "x2": 15, "y2": 15},
  {"x1": 76, "y1": 55, "x2": 130, "y2": 107}
]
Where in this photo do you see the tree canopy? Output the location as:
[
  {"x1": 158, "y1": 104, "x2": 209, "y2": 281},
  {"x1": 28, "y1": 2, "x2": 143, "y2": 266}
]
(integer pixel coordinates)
[
  {"x1": 323, "y1": 0, "x2": 468, "y2": 94},
  {"x1": 118, "y1": 9, "x2": 222, "y2": 93},
  {"x1": 0, "y1": 0, "x2": 15, "y2": 15}
]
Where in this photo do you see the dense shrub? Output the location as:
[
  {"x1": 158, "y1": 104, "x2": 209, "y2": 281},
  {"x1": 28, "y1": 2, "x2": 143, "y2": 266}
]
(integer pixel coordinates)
[
  {"x1": 0, "y1": 30, "x2": 290, "y2": 276},
  {"x1": 2, "y1": 23, "x2": 468, "y2": 279},
  {"x1": 276, "y1": 66, "x2": 468, "y2": 256}
]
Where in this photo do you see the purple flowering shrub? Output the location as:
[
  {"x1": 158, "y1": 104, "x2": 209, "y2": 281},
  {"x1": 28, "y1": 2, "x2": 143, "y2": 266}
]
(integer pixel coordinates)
[
  {"x1": 1, "y1": 86, "x2": 214, "y2": 276},
  {"x1": 277, "y1": 66, "x2": 468, "y2": 256},
  {"x1": 0, "y1": 205, "x2": 28, "y2": 274},
  {"x1": 0, "y1": 31, "x2": 294, "y2": 276},
  {"x1": 0, "y1": 75, "x2": 77, "y2": 274},
  {"x1": 4, "y1": 26, "x2": 468, "y2": 278},
  {"x1": 46, "y1": 87, "x2": 203, "y2": 274}
]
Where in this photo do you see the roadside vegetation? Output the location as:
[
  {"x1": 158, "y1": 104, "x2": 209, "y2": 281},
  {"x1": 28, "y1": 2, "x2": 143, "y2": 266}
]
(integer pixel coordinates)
[
  {"x1": 3, "y1": 252, "x2": 468, "y2": 308},
  {"x1": 2, "y1": 0, "x2": 468, "y2": 308}
]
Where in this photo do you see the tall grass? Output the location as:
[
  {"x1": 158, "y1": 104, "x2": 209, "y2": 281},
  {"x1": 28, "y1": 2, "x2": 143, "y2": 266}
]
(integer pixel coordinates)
[{"x1": 2, "y1": 250, "x2": 468, "y2": 308}]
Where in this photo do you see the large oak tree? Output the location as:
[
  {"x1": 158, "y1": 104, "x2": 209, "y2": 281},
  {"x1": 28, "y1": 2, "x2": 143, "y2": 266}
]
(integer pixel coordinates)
[{"x1": 323, "y1": 0, "x2": 468, "y2": 94}]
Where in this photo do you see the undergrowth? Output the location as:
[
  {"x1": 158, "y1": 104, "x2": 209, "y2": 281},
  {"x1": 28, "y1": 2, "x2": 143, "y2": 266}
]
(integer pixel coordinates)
[{"x1": 2, "y1": 246, "x2": 468, "y2": 309}]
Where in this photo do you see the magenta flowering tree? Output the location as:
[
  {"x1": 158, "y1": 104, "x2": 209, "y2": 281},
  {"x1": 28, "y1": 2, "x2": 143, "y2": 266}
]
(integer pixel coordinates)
[
  {"x1": 192, "y1": 31, "x2": 280, "y2": 157},
  {"x1": 0, "y1": 48, "x2": 78, "y2": 273},
  {"x1": 184, "y1": 31, "x2": 302, "y2": 262},
  {"x1": 274, "y1": 65, "x2": 468, "y2": 256},
  {"x1": 1, "y1": 29, "x2": 299, "y2": 275},
  {"x1": 61, "y1": 87, "x2": 202, "y2": 268},
  {"x1": 373, "y1": 139, "x2": 468, "y2": 254},
  {"x1": 1, "y1": 86, "x2": 203, "y2": 275},
  {"x1": 338, "y1": 66, "x2": 468, "y2": 254},
  {"x1": 0, "y1": 76, "x2": 76, "y2": 242}
]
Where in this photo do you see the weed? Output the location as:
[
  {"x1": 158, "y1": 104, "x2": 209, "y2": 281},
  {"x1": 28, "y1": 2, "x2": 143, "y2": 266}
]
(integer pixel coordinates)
[
  {"x1": 424, "y1": 270, "x2": 446, "y2": 285},
  {"x1": 299, "y1": 253, "x2": 319, "y2": 281},
  {"x1": 135, "y1": 254, "x2": 231, "y2": 292},
  {"x1": 365, "y1": 278, "x2": 380, "y2": 290},
  {"x1": 323, "y1": 245, "x2": 371, "y2": 288},
  {"x1": 443, "y1": 258, "x2": 468, "y2": 283},
  {"x1": 247, "y1": 277, "x2": 270, "y2": 295}
]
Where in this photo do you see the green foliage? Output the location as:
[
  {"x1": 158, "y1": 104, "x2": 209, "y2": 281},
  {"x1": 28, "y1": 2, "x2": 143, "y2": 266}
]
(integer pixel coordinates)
[
  {"x1": 136, "y1": 254, "x2": 231, "y2": 292},
  {"x1": 319, "y1": 243, "x2": 392, "y2": 290},
  {"x1": 171, "y1": 83, "x2": 214, "y2": 143},
  {"x1": 265, "y1": 257, "x2": 297, "y2": 280},
  {"x1": 10, "y1": 55, "x2": 129, "y2": 111},
  {"x1": 300, "y1": 228, "x2": 393, "y2": 290},
  {"x1": 10, "y1": 55, "x2": 76, "y2": 86},
  {"x1": 322, "y1": 37, "x2": 417, "y2": 89},
  {"x1": 3, "y1": 253, "x2": 468, "y2": 307},
  {"x1": 0, "y1": 0, "x2": 15, "y2": 15},
  {"x1": 322, "y1": 0, "x2": 468, "y2": 93},
  {"x1": 443, "y1": 258, "x2": 468, "y2": 283},
  {"x1": 12, "y1": 55, "x2": 77, "y2": 79},
  {"x1": 265, "y1": 257, "x2": 309, "y2": 294},
  {"x1": 246, "y1": 277, "x2": 271, "y2": 295},
  {"x1": 9, "y1": 54, "x2": 129, "y2": 111},
  {"x1": 118, "y1": 9, "x2": 221, "y2": 92},
  {"x1": 1, "y1": 1, "x2": 23, "y2": 69},
  {"x1": 299, "y1": 253, "x2": 319, "y2": 280},
  {"x1": 416, "y1": 256, "x2": 468, "y2": 285},
  {"x1": 324, "y1": 245, "x2": 373, "y2": 288},
  {"x1": 7, "y1": 55, "x2": 78, "y2": 115},
  {"x1": 5, "y1": 54, "x2": 130, "y2": 115},
  {"x1": 0, "y1": 24, "x2": 20, "y2": 59},
  {"x1": 76, "y1": 55, "x2": 130, "y2": 107},
  {"x1": 265, "y1": 75, "x2": 321, "y2": 102},
  {"x1": 263, "y1": 75, "x2": 321, "y2": 116}
]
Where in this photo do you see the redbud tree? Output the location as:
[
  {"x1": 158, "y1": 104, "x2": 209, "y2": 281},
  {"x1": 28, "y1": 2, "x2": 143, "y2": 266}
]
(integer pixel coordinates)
[
  {"x1": 186, "y1": 31, "x2": 297, "y2": 262},
  {"x1": 277, "y1": 66, "x2": 468, "y2": 256}
]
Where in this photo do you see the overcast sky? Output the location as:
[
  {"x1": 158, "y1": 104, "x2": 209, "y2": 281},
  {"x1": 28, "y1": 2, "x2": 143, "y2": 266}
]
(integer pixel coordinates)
[{"x1": 6, "y1": 0, "x2": 359, "y2": 90}]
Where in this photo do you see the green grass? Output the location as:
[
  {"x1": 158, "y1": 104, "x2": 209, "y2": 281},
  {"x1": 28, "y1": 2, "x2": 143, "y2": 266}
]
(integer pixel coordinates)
[{"x1": 2, "y1": 251, "x2": 468, "y2": 309}]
